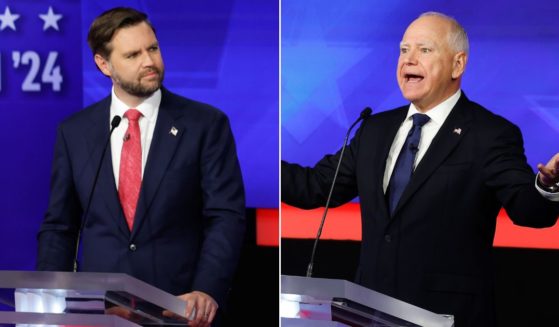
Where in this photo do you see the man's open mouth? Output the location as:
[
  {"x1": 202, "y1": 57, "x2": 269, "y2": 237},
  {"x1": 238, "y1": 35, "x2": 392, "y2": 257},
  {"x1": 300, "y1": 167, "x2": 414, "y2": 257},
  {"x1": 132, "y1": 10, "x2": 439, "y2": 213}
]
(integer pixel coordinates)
[{"x1": 404, "y1": 73, "x2": 424, "y2": 82}]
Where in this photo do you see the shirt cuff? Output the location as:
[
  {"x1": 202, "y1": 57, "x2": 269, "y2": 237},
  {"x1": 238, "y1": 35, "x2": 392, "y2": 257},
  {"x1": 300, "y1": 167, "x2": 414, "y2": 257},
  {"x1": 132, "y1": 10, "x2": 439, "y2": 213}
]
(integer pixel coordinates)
[{"x1": 535, "y1": 174, "x2": 559, "y2": 202}]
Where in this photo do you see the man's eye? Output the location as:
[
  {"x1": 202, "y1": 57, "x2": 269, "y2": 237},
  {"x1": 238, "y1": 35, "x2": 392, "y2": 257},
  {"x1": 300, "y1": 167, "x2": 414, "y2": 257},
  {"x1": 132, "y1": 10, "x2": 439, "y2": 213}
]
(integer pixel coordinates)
[
  {"x1": 421, "y1": 48, "x2": 431, "y2": 53},
  {"x1": 400, "y1": 48, "x2": 408, "y2": 54},
  {"x1": 149, "y1": 46, "x2": 159, "y2": 52}
]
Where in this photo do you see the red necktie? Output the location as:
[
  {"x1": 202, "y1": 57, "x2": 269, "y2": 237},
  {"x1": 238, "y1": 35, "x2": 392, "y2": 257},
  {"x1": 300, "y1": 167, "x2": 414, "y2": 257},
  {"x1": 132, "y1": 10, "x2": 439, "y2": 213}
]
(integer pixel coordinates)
[{"x1": 119, "y1": 109, "x2": 142, "y2": 230}]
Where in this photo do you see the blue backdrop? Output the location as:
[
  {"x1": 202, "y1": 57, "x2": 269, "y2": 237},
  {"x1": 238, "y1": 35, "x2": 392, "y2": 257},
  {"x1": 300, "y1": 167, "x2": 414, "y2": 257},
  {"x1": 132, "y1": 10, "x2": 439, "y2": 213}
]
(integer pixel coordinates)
[
  {"x1": 282, "y1": 0, "x2": 559, "y2": 174},
  {"x1": 0, "y1": 0, "x2": 278, "y2": 270}
]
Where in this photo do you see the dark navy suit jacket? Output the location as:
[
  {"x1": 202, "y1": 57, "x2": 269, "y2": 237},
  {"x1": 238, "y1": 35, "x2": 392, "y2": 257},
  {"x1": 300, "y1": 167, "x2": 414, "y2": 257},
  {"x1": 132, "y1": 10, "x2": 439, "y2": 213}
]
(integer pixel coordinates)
[
  {"x1": 282, "y1": 93, "x2": 559, "y2": 327},
  {"x1": 37, "y1": 88, "x2": 246, "y2": 308}
]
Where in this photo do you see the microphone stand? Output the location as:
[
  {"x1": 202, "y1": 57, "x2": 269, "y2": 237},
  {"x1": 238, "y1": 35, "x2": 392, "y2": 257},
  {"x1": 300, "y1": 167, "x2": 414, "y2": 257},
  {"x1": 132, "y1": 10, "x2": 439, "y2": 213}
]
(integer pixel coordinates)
[
  {"x1": 306, "y1": 107, "x2": 372, "y2": 277},
  {"x1": 73, "y1": 116, "x2": 121, "y2": 272}
]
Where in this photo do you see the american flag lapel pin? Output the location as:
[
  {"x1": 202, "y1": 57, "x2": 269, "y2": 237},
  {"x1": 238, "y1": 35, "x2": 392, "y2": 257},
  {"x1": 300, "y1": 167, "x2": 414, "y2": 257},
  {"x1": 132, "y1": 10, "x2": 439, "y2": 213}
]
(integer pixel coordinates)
[
  {"x1": 170, "y1": 126, "x2": 178, "y2": 136},
  {"x1": 453, "y1": 128, "x2": 462, "y2": 135}
]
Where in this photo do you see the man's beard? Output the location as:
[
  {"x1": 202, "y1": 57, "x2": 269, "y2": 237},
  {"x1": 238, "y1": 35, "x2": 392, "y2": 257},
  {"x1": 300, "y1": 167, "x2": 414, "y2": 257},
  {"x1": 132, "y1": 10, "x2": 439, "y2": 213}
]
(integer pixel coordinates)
[{"x1": 112, "y1": 67, "x2": 164, "y2": 98}]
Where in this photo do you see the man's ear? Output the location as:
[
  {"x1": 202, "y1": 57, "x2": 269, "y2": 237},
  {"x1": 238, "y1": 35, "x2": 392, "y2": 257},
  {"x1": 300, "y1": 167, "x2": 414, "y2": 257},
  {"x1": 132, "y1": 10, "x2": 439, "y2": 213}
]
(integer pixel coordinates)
[
  {"x1": 94, "y1": 54, "x2": 112, "y2": 77},
  {"x1": 451, "y1": 51, "x2": 467, "y2": 80}
]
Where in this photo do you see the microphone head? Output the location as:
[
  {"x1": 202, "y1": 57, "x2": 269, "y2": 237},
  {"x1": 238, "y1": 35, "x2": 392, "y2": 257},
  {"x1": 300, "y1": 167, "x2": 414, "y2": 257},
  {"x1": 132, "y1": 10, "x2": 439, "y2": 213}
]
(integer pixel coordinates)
[
  {"x1": 111, "y1": 116, "x2": 122, "y2": 129},
  {"x1": 361, "y1": 107, "x2": 372, "y2": 119}
]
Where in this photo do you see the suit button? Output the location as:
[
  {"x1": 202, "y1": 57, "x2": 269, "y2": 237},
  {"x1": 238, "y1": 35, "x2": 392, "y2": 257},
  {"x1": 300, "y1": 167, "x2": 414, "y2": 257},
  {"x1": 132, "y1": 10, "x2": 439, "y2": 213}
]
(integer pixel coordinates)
[
  {"x1": 384, "y1": 235, "x2": 392, "y2": 242},
  {"x1": 129, "y1": 244, "x2": 137, "y2": 251}
]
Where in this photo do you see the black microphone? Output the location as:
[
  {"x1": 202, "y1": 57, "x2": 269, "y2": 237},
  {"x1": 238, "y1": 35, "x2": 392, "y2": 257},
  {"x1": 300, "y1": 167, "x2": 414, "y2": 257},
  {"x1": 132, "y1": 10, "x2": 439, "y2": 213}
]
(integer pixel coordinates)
[
  {"x1": 73, "y1": 115, "x2": 121, "y2": 272},
  {"x1": 306, "y1": 107, "x2": 372, "y2": 277}
]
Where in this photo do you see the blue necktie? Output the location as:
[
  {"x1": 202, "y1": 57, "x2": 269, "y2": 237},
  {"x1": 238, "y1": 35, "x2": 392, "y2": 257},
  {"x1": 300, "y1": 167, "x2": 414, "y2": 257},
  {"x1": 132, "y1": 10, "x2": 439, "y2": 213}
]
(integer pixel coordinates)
[{"x1": 388, "y1": 113, "x2": 430, "y2": 216}]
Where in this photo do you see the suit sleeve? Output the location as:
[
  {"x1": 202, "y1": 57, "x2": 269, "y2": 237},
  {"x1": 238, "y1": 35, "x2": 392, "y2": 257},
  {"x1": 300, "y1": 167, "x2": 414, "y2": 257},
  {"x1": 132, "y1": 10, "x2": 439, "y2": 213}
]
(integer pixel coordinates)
[
  {"x1": 36, "y1": 124, "x2": 82, "y2": 271},
  {"x1": 484, "y1": 122, "x2": 559, "y2": 227},
  {"x1": 192, "y1": 113, "x2": 246, "y2": 306},
  {"x1": 281, "y1": 127, "x2": 362, "y2": 209}
]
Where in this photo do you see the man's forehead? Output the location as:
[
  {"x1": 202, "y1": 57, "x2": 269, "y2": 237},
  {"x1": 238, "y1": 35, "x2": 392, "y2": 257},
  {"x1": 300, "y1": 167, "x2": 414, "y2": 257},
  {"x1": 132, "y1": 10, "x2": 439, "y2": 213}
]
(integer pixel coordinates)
[
  {"x1": 400, "y1": 39, "x2": 437, "y2": 47},
  {"x1": 409, "y1": 15, "x2": 451, "y2": 29},
  {"x1": 110, "y1": 27, "x2": 157, "y2": 52},
  {"x1": 401, "y1": 21, "x2": 449, "y2": 46},
  {"x1": 404, "y1": 17, "x2": 450, "y2": 37},
  {"x1": 112, "y1": 23, "x2": 156, "y2": 42}
]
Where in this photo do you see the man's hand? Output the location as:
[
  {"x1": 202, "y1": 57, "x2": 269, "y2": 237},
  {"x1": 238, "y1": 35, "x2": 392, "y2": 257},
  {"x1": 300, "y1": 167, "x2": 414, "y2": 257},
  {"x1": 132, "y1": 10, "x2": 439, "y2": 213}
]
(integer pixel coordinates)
[
  {"x1": 178, "y1": 291, "x2": 218, "y2": 327},
  {"x1": 538, "y1": 153, "x2": 559, "y2": 188}
]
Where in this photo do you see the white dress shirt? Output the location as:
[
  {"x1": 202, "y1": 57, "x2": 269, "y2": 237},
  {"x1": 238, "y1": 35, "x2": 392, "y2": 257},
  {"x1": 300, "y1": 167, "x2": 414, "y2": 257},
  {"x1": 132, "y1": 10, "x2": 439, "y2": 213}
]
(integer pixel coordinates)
[
  {"x1": 381, "y1": 89, "x2": 557, "y2": 201},
  {"x1": 383, "y1": 90, "x2": 461, "y2": 193},
  {"x1": 535, "y1": 176, "x2": 559, "y2": 201},
  {"x1": 110, "y1": 88, "x2": 161, "y2": 188}
]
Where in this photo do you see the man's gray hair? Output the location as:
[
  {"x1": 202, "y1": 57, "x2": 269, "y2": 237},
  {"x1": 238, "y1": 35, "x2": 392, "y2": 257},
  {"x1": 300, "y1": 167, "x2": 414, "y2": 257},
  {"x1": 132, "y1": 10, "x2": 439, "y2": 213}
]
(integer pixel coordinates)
[{"x1": 419, "y1": 12, "x2": 469, "y2": 55}]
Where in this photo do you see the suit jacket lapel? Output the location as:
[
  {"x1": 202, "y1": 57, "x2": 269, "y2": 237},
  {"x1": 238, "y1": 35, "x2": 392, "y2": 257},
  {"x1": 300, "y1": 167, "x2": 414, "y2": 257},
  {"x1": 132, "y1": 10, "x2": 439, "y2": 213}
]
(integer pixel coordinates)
[
  {"x1": 83, "y1": 98, "x2": 130, "y2": 238},
  {"x1": 391, "y1": 94, "x2": 473, "y2": 217},
  {"x1": 131, "y1": 91, "x2": 184, "y2": 239}
]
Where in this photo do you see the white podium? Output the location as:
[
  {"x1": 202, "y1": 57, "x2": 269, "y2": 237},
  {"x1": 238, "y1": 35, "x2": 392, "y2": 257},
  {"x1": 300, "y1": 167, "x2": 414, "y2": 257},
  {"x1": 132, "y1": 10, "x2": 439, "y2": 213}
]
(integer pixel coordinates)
[{"x1": 281, "y1": 275, "x2": 454, "y2": 327}]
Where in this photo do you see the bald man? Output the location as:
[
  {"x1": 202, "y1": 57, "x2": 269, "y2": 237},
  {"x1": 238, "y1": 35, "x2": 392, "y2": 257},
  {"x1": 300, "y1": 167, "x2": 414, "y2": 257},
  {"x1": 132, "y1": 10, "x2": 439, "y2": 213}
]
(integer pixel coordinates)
[{"x1": 282, "y1": 12, "x2": 559, "y2": 326}]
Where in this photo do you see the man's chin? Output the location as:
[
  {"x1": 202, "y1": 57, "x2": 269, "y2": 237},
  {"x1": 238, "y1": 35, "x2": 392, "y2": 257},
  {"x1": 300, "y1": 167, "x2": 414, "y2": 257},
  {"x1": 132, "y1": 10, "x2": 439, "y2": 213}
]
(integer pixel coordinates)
[
  {"x1": 128, "y1": 86, "x2": 160, "y2": 98},
  {"x1": 136, "y1": 82, "x2": 162, "y2": 97},
  {"x1": 142, "y1": 79, "x2": 161, "y2": 89},
  {"x1": 399, "y1": 84, "x2": 423, "y2": 99},
  {"x1": 401, "y1": 93, "x2": 423, "y2": 104}
]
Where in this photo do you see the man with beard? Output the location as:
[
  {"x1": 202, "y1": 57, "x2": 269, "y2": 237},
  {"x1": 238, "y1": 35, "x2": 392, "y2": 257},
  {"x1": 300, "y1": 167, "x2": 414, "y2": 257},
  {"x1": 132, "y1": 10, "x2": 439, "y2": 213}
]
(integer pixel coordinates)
[{"x1": 36, "y1": 7, "x2": 245, "y2": 327}]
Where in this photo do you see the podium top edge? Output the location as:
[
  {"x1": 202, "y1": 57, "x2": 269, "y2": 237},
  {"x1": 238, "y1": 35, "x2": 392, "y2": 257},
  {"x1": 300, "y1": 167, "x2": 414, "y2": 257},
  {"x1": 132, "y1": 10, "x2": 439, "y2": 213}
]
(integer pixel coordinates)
[
  {"x1": 0, "y1": 270, "x2": 141, "y2": 290},
  {"x1": 280, "y1": 275, "x2": 454, "y2": 327},
  {"x1": 0, "y1": 270, "x2": 187, "y2": 318}
]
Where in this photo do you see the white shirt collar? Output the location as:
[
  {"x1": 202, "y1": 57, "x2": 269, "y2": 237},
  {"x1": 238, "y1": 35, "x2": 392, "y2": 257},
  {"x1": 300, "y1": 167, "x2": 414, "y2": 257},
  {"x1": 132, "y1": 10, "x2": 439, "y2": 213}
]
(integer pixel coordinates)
[
  {"x1": 110, "y1": 87, "x2": 162, "y2": 122},
  {"x1": 405, "y1": 89, "x2": 461, "y2": 126}
]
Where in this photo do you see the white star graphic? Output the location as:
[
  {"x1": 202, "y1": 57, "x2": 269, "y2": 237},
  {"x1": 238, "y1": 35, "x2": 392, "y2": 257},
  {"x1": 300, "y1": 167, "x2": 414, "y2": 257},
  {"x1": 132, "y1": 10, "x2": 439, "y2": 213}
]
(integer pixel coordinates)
[
  {"x1": 39, "y1": 6, "x2": 63, "y2": 31},
  {"x1": 0, "y1": 6, "x2": 20, "y2": 31}
]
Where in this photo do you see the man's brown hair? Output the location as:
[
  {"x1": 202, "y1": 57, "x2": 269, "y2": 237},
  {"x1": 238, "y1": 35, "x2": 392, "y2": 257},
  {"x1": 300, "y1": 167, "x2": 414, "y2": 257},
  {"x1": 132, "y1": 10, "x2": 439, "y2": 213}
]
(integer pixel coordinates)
[{"x1": 87, "y1": 7, "x2": 155, "y2": 59}]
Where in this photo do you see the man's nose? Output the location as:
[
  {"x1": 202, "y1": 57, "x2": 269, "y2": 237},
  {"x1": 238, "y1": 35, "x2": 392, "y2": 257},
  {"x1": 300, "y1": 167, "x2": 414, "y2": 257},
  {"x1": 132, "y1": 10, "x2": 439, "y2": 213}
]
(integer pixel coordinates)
[
  {"x1": 402, "y1": 49, "x2": 418, "y2": 65},
  {"x1": 141, "y1": 52, "x2": 155, "y2": 66}
]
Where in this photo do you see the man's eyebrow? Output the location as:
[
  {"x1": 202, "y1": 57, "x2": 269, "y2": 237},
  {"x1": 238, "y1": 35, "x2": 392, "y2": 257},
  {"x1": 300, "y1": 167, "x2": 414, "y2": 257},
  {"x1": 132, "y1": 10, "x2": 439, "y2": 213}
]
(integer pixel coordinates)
[
  {"x1": 122, "y1": 49, "x2": 141, "y2": 57},
  {"x1": 399, "y1": 41, "x2": 435, "y2": 47},
  {"x1": 121, "y1": 42, "x2": 159, "y2": 57}
]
